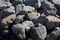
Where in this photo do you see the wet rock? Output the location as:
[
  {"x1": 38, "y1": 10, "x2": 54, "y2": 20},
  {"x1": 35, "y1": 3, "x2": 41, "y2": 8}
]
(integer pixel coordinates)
[
  {"x1": 30, "y1": 23, "x2": 47, "y2": 40},
  {"x1": 42, "y1": 1, "x2": 58, "y2": 16},
  {"x1": 46, "y1": 29, "x2": 60, "y2": 40},
  {"x1": 12, "y1": 24, "x2": 26, "y2": 40},
  {"x1": 25, "y1": 0, "x2": 41, "y2": 9},
  {"x1": 15, "y1": 15, "x2": 25, "y2": 23}
]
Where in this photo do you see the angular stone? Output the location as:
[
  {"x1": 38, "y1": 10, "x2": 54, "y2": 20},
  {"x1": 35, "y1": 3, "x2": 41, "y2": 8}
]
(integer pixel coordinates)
[
  {"x1": 26, "y1": 11, "x2": 40, "y2": 21},
  {"x1": 12, "y1": 24, "x2": 26, "y2": 40},
  {"x1": 0, "y1": 0, "x2": 12, "y2": 9},
  {"x1": 16, "y1": 4, "x2": 35, "y2": 15},
  {"x1": 46, "y1": 29, "x2": 60, "y2": 40},
  {"x1": 42, "y1": 1, "x2": 58, "y2": 16},
  {"x1": 15, "y1": 15, "x2": 25, "y2": 23},
  {"x1": 25, "y1": 0, "x2": 41, "y2": 9},
  {"x1": 30, "y1": 23, "x2": 47, "y2": 40}
]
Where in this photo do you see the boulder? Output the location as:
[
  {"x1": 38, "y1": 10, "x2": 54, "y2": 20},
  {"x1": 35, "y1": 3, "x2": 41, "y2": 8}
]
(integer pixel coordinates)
[
  {"x1": 25, "y1": 11, "x2": 40, "y2": 21},
  {"x1": 30, "y1": 23, "x2": 47, "y2": 40},
  {"x1": 25, "y1": 0, "x2": 41, "y2": 9},
  {"x1": 46, "y1": 29, "x2": 60, "y2": 40},
  {"x1": 42, "y1": 1, "x2": 58, "y2": 16},
  {"x1": 12, "y1": 24, "x2": 26, "y2": 40}
]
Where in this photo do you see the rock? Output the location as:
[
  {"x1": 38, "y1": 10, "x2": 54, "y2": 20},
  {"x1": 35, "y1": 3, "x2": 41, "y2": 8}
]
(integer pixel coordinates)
[
  {"x1": 25, "y1": 0, "x2": 41, "y2": 9},
  {"x1": 30, "y1": 23, "x2": 47, "y2": 40},
  {"x1": 46, "y1": 15, "x2": 60, "y2": 30},
  {"x1": 46, "y1": 29, "x2": 60, "y2": 40},
  {"x1": 16, "y1": 4, "x2": 35, "y2": 15},
  {"x1": 42, "y1": 1, "x2": 58, "y2": 16},
  {"x1": 3, "y1": 6, "x2": 15, "y2": 13},
  {"x1": 25, "y1": 11, "x2": 40, "y2": 21},
  {"x1": 15, "y1": 15, "x2": 25, "y2": 23},
  {"x1": 22, "y1": 21, "x2": 34, "y2": 30},
  {"x1": 49, "y1": 0, "x2": 60, "y2": 11},
  {"x1": 1, "y1": 14, "x2": 16, "y2": 28},
  {"x1": 12, "y1": 24, "x2": 26, "y2": 40},
  {"x1": 35, "y1": 16, "x2": 48, "y2": 25},
  {"x1": 0, "y1": 0, "x2": 12, "y2": 9}
]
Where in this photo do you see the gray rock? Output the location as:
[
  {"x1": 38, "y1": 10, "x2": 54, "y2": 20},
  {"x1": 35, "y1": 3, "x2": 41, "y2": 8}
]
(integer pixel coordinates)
[
  {"x1": 46, "y1": 29, "x2": 60, "y2": 40},
  {"x1": 0, "y1": 0, "x2": 12, "y2": 9},
  {"x1": 15, "y1": 15, "x2": 25, "y2": 23},
  {"x1": 30, "y1": 23, "x2": 47, "y2": 40},
  {"x1": 42, "y1": 1, "x2": 58, "y2": 16},
  {"x1": 49, "y1": 0, "x2": 60, "y2": 11},
  {"x1": 35, "y1": 16, "x2": 48, "y2": 25},
  {"x1": 22, "y1": 21, "x2": 34, "y2": 30},
  {"x1": 25, "y1": 0, "x2": 41, "y2": 9},
  {"x1": 16, "y1": 4, "x2": 35, "y2": 15},
  {"x1": 12, "y1": 24, "x2": 26, "y2": 40}
]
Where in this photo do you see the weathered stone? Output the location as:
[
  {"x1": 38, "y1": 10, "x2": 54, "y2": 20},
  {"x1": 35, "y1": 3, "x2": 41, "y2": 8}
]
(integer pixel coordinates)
[
  {"x1": 46, "y1": 29, "x2": 60, "y2": 40},
  {"x1": 26, "y1": 11, "x2": 40, "y2": 21},
  {"x1": 22, "y1": 21, "x2": 34, "y2": 30},
  {"x1": 46, "y1": 15, "x2": 60, "y2": 30},
  {"x1": 25, "y1": 0, "x2": 41, "y2": 9},
  {"x1": 42, "y1": 1, "x2": 58, "y2": 16},
  {"x1": 49, "y1": 0, "x2": 60, "y2": 11},
  {"x1": 15, "y1": 15, "x2": 25, "y2": 23},
  {"x1": 35, "y1": 16, "x2": 48, "y2": 25},
  {"x1": 0, "y1": 0, "x2": 12, "y2": 9},
  {"x1": 12, "y1": 24, "x2": 26, "y2": 40},
  {"x1": 30, "y1": 23, "x2": 47, "y2": 40},
  {"x1": 16, "y1": 4, "x2": 35, "y2": 15}
]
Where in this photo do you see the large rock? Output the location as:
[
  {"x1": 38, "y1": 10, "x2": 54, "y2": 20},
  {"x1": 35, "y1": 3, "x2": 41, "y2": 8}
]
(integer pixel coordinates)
[
  {"x1": 15, "y1": 15, "x2": 25, "y2": 23},
  {"x1": 25, "y1": 0, "x2": 41, "y2": 9},
  {"x1": 12, "y1": 24, "x2": 26, "y2": 40},
  {"x1": 0, "y1": 0, "x2": 12, "y2": 9},
  {"x1": 30, "y1": 23, "x2": 47, "y2": 40},
  {"x1": 25, "y1": 11, "x2": 40, "y2": 21},
  {"x1": 46, "y1": 29, "x2": 60, "y2": 40},
  {"x1": 42, "y1": 1, "x2": 58, "y2": 16}
]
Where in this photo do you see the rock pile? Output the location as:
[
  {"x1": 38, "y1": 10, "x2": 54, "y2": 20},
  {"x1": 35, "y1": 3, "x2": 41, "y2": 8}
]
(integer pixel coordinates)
[{"x1": 0, "y1": 0, "x2": 60, "y2": 40}]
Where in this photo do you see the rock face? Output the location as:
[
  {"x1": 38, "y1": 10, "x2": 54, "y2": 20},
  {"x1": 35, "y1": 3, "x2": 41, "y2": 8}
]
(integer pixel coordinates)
[
  {"x1": 42, "y1": 1, "x2": 58, "y2": 16},
  {"x1": 12, "y1": 24, "x2": 26, "y2": 40},
  {"x1": 46, "y1": 29, "x2": 60, "y2": 40},
  {"x1": 30, "y1": 23, "x2": 47, "y2": 40}
]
